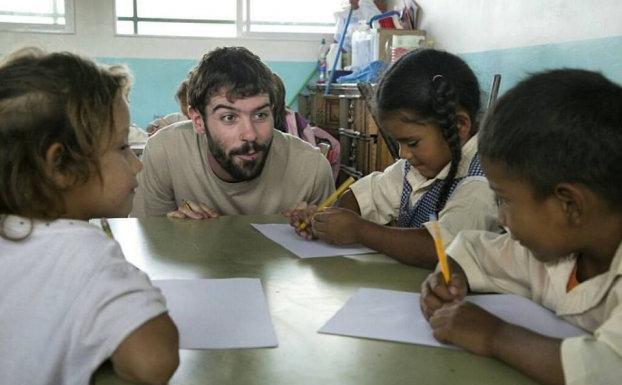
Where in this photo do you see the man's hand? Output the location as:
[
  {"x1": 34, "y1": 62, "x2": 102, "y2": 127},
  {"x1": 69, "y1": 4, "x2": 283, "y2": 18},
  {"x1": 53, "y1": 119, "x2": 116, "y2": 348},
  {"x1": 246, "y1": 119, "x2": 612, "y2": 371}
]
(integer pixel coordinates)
[{"x1": 167, "y1": 200, "x2": 220, "y2": 220}]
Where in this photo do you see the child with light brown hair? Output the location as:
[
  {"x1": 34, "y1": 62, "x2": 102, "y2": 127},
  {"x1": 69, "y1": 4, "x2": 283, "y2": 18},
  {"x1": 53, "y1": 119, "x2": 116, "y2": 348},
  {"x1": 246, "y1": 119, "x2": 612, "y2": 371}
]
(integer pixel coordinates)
[{"x1": 0, "y1": 48, "x2": 179, "y2": 385}]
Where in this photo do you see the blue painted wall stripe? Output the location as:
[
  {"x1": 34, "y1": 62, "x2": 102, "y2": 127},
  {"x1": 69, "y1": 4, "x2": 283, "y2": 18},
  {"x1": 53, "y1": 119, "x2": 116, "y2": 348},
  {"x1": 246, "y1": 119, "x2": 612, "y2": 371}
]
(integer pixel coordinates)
[
  {"x1": 97, "y1": 57, "x2": 316, "y2": 128},
  {"x1": 460, "y1": 35, "x2": 622, "y2": 102},
  {"x1": 3, "y1": 35, "x2": 619, "y2": 129}
]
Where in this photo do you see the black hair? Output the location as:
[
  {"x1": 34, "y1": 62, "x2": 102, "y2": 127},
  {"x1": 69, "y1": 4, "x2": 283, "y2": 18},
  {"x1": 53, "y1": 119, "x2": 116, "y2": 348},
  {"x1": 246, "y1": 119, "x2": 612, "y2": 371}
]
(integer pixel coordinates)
[
  {"x1": 376, "y1": 48, "x2": 481, "y2": 213},
  {"x1": 187, "y1": 47, "x2": 274, "y2": 115},
  {"x1": 479, "y1": 68, "x2": 622, "y2": 210}
]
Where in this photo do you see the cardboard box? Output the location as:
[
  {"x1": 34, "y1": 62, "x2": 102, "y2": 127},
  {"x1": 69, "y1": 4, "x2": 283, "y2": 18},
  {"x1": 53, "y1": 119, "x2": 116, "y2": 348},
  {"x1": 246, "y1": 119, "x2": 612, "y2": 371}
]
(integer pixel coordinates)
[{"x1": 373, "y1": 29, "x2": 426, "y2": 63}]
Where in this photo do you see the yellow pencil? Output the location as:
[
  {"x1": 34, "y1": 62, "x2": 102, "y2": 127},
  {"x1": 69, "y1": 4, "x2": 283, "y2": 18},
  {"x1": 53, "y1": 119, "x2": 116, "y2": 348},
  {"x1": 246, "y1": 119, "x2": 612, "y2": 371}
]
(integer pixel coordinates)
[
  {"x1": 100, "y1": 218, "x2": 114, "y2": 239},
  {"x1": 429, "y1": 213, "x2": 450, "y2": 284},
  {"x1": 181, "y1": 199, "x2": 193, "y2": 212},
  {"x1": 298, "y1": 176, "x2": 356, "y2": 231}
]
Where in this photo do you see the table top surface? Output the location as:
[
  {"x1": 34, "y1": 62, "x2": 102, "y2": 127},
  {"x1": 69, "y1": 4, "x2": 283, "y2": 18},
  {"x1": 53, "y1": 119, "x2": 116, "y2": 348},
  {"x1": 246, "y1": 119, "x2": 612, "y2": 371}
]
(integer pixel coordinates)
[{"x1": 92, "y1": 215, "x2": 536, "y2": 385}]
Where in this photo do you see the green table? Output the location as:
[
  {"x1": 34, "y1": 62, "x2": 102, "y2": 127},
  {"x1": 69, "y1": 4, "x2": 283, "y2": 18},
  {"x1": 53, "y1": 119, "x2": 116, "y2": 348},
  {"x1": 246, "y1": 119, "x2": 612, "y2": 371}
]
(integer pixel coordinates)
[{"x1": 92, "y1": 216, "x2": 536, "y2": 385}]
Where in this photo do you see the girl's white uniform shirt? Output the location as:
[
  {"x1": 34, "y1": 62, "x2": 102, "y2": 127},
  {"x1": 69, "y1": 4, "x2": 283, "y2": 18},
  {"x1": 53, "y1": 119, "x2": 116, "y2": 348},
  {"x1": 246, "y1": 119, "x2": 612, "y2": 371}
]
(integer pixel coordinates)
[
  {"x1": 350, "y1": 134, "x2": 500, "y2": 246},
  {"x1": 0, "y1": 218, "x2": 167, "y2": 385}
]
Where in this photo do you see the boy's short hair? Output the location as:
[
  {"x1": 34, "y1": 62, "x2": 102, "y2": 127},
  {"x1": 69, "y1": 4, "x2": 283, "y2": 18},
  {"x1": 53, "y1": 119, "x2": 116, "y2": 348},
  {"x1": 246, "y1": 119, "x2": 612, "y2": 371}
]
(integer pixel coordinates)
[
  {"x1": 0, "y1": 48, "x2": 131, "y2": 218},
  {"x1": 479, "y1": 69, "x2": 622, "y2": 209},
  {"x1": 187, "y1": 47, "x2": 274, "y2": 115}
]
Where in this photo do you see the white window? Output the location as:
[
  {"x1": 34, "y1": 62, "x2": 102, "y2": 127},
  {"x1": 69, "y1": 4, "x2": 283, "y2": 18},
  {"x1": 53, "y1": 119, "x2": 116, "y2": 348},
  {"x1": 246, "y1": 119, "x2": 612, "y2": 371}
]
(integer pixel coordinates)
[
  {"x1": 115, "y1": 0, "x2": 339, "y2": 39},
  {"x1": 0, "y1": 0, "x2": 74, "y2": 33}
]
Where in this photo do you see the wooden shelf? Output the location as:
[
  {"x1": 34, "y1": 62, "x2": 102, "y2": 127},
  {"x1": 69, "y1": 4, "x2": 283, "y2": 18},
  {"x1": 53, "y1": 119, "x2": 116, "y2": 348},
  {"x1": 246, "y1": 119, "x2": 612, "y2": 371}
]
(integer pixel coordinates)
[{"x1": 298, "y1": 83, "x2": 396, "y2": 182}]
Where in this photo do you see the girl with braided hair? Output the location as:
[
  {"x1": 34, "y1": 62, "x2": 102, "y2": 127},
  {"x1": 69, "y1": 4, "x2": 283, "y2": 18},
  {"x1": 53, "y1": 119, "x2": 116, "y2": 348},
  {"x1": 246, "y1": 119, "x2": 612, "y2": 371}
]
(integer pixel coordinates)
[{"x1": 289, "y1": 49, "x2": 500, "y2": 268}]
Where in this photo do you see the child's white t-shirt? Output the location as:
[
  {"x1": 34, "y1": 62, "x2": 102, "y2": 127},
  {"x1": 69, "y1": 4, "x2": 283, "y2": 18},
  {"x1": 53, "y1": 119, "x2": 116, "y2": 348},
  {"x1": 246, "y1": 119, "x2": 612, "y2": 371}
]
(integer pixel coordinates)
[{"x1": 0, "y1": 217, "x2": 168, "y2": 385}]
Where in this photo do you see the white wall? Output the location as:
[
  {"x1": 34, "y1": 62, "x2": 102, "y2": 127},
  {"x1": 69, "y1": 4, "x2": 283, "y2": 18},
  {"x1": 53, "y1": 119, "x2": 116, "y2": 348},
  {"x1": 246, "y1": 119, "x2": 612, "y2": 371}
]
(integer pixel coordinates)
[
  {"x1": 0, "y1": 0, "x2": 326, "y2": 61},
  {"x1": 390, "y1": 0, "x2": 622, "y2": 53}
]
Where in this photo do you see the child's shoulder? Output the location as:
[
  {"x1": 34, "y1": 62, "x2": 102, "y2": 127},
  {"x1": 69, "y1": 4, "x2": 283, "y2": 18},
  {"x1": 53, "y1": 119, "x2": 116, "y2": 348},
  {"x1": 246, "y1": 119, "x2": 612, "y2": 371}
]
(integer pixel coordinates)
[
  {"x1": 1, "y1": 217, "x2": 135, "y2": 301},
  {"x1": 12, "y1": 218, "x2": 124, "y2": 274}
]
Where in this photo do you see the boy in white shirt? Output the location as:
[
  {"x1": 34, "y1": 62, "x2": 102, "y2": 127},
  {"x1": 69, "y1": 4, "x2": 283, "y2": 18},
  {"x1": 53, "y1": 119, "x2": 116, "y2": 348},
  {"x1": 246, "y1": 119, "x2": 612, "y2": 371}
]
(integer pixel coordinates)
[{"x1": 420, "y1": 69, "x2": 622, "y2": 385}]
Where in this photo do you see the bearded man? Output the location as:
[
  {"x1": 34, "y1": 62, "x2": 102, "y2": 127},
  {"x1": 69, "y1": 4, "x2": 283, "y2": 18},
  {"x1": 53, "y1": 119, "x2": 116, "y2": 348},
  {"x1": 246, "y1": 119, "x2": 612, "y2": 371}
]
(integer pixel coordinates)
[{"x1": 131, "y1": 47, "x2": 334, "y2": 218}]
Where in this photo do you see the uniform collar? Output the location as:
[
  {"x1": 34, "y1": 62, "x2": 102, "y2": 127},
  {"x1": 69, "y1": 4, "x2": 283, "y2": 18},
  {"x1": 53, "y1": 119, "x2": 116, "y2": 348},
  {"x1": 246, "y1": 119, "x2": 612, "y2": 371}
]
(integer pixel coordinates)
[
  {"x1": 431, "y1": 133, "x2": 479, "y2": 181},
  {"x1": 556, "y1": 240, "x2": 622, "y2": 315}
]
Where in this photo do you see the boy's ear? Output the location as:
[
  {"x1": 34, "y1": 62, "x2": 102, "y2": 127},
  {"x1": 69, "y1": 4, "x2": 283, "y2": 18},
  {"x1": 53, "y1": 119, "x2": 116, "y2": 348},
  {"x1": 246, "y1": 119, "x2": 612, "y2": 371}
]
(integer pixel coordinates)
[
  {"x1": 455, "y1": 110, "x2": 472, "y2": 146},
  {"x1": 44, "y1": 143, "x2": 71, "y2": 188},
  {"x1": 553, "y1": 183, "x2": 586, "y2": 227},
  {"x1": 188, "y1": 107, "x2": 206, "y2": 134}
]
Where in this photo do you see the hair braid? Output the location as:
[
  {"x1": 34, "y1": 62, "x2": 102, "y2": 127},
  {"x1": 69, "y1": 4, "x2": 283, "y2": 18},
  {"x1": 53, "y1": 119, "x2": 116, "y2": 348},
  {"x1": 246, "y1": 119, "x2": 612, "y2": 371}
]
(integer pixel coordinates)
[{"x1": 430, "y1": 76, "x2": 462, "y2": 214}]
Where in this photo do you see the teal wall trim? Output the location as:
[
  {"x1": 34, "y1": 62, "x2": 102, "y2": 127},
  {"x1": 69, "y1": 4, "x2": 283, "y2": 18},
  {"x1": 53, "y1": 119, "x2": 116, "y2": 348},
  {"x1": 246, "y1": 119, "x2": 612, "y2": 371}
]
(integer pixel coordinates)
[
  {"x1": 460, "y1": 35, "x2": 622, "y2": 103},
  {"x1": 4, "y1": 35, "x2": 619, "y2": 129},
  {"x1": 97, "y1": 57, "x2": 316, "y2": 129}
]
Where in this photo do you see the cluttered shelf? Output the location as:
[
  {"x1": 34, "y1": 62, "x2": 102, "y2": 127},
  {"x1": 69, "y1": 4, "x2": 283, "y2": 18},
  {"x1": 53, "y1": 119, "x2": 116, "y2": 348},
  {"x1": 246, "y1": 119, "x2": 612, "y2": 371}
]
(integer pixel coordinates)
[
  {"x1": 296, "y1": 2, "x2": 426, "y2": 182},
  {"x1": 298, "y1": 83, "x2": 398, "y2": 183}
]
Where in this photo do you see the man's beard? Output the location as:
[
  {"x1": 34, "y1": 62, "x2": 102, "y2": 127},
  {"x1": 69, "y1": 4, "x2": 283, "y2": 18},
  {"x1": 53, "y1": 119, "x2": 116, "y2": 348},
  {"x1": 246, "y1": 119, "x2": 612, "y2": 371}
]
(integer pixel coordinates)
[{"x1": 205, "y1": 127, "x2": 272, "y2": 181}]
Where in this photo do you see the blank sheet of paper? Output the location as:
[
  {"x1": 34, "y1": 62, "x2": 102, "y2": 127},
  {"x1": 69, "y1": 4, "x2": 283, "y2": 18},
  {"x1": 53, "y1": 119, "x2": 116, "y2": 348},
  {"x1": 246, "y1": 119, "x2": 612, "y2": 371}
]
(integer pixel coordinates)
[
  {"x1": 251, "y1": 223, "x2": 374, "y2": 258},
  {"x1": 318, "y1": 288, "x2": 586, "y2": 348},
  {"x1": 154, "y1": 278, "x2": 278, "y2": 349}
]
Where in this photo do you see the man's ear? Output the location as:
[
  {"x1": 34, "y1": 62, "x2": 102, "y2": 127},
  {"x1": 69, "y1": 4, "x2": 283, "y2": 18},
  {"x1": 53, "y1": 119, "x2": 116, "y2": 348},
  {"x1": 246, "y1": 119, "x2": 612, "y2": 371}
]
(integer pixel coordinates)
[
  {"x1": 188, "y1": 107, "x2": 206, "y2": 134},
  {"x1": 455, "y1": 109, "x2": 472, "y2": 146},
  {"x1": 553, "y1": 183, "x2": 586, "y2": 227},
  {"x1": 44, "y1": 143, "x2": 71, "y2": 188}
]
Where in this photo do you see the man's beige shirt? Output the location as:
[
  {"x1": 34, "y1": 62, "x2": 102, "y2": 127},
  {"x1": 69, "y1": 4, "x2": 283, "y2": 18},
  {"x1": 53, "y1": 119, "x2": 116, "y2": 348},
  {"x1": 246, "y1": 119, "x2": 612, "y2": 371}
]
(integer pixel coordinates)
[
  {"x1": 132, "y1": 121, "x2": 335, "y2": 216},
  {"x1": 447, "y1": 230, "x2": 622, "y2": 385}
]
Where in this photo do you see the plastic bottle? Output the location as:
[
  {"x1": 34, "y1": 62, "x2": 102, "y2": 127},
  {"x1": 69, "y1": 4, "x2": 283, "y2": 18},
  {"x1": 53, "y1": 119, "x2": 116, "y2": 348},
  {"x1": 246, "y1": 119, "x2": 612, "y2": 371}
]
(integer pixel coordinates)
[
  {"x1": 317, "y1": 38, "x2": 330, "y2": 84},
  {"x1": 351, "y1": 22, "x2": 373, "y2": 71}
]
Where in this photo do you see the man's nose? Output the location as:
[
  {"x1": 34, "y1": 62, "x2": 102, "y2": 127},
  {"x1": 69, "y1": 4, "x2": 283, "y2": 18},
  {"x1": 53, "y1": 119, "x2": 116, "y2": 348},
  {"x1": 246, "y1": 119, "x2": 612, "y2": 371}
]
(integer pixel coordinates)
[{"x1": 239, "y1": 116, "x2": 258, "y2": 142}]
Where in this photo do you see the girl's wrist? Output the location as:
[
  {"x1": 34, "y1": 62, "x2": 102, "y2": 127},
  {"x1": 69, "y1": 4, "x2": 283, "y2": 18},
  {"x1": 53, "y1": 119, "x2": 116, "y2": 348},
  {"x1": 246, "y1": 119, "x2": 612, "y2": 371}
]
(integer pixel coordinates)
[{"x1": 352, "y1": 215, "x2": 370, "y2": 244}]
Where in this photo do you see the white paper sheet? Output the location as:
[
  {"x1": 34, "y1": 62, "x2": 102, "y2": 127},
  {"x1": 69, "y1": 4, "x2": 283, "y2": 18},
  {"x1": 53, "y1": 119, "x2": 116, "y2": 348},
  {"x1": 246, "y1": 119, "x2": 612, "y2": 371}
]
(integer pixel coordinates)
[
  {"x1": 318, "y1": 288, "x2": 586, "y2": 348},
  {"x1": 154, "y1": 278, "x2": 278, "y2": 349},
  {"x1": 251, "y1": 223, "x2": 374, "y2": 258}
]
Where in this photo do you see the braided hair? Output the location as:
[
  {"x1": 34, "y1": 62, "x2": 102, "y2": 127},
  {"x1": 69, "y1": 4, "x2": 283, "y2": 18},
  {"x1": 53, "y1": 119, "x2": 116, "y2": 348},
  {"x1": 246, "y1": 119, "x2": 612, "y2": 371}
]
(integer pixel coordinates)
[{"x1": 376, "y1": 49, "x2": 481, "y2": 214}]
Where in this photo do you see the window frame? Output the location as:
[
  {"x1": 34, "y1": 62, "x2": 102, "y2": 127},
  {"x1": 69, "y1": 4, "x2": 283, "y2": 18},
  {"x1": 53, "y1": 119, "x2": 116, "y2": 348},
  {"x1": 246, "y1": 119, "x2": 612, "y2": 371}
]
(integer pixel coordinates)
[
  {"x1": 0, "y1": 0, "x2": 75, "y2": 34},
  {"x1": 114, "y1": 0, "x2": 335, "y2": 41}
]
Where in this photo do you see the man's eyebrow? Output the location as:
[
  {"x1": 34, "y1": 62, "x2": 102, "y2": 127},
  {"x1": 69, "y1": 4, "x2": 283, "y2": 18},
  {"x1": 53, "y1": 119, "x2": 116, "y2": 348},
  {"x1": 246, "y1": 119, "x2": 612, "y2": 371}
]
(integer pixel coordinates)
[
  {"x1": 253, "y1": 103, "x2": 272, "y2": 111},
  {"x1": 210, "y1": 104, "x2": 239, "y2": 113},
  {"x1": 210, "y1": 102, "x2": 272, "y2": 113}
]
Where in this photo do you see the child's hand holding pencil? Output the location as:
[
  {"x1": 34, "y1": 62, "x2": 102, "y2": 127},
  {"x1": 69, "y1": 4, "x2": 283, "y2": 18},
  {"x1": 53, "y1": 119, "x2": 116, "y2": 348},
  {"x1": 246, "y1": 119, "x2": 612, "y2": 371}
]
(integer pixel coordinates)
[
  {"x1": 285, "y1": 177, "x2": 356, "y2": 240},
  {"x1": 310, "y1": 207, "x2": 363, "y2": 245},
  {"x1": 284, "y1": 202, "x2": 318, "y2": 240},
  {"x1": 419, "y1": 215, "x2": 469, "y2": 320}
]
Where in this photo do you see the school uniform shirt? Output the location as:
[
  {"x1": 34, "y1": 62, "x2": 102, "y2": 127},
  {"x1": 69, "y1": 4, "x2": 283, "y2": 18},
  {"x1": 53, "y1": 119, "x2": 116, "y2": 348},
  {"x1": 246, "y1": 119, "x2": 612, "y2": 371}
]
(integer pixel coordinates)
[
  {"x1": 447, "y1": 230, "x2": 622, "y2": 385},
  {"x1": 0, "y1": 217, "x2": 168, "y2": 385},
  {"x1": 350, "y1": 134, "x2": 499, "y2": 247},
  {"x1": 131, "y1": 121, "x2": 335, "y2": 217}
]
